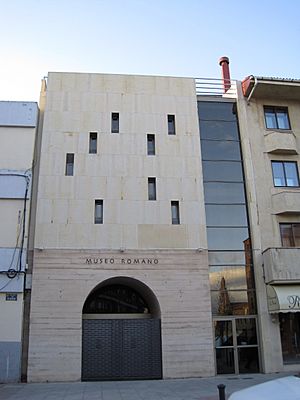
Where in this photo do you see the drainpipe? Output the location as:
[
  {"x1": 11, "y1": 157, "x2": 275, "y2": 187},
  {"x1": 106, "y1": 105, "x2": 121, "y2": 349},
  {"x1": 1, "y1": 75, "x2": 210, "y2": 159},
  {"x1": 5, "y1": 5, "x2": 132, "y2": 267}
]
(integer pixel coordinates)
[
  {"x1": 219, "y1": 56, "x2": 231, "y2": 93},
  {"x1": 247, "y1": 76, "x2": 258, "y2": 105}
]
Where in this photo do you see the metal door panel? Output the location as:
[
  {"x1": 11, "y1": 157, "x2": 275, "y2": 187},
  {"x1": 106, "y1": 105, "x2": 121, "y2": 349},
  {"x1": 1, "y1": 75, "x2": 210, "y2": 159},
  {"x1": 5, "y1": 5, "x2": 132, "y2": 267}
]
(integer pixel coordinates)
[{"x1": 82, "y1": 319, "x2": 161, "y2": 380}]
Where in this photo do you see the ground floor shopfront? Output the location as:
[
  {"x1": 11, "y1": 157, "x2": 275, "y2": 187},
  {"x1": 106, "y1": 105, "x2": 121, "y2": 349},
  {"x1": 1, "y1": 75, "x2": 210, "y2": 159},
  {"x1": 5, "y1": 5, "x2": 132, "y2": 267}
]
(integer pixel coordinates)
[{"x1": 27, "y1": 249, "x2": 215, "y2": 382}]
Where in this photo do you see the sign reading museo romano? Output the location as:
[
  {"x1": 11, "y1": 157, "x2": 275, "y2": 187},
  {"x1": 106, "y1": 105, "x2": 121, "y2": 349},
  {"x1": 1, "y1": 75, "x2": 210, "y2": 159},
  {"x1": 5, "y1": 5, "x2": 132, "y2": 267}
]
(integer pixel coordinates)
[{"x1": 85, "y1": 257, "x2": 159, "y2": 265}]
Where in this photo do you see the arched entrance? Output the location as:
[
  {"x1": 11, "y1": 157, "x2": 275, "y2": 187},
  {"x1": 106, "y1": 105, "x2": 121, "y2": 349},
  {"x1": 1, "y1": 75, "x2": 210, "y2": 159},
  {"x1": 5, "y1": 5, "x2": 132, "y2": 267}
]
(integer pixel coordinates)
[{"x1": 82, "y1": 277, "x2": 162, "y2": 381}]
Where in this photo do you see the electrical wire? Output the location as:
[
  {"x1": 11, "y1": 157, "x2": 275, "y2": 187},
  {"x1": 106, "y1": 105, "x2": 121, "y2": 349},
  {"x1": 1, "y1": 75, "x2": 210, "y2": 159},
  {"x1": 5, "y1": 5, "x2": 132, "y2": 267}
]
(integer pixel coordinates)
[{"x1": 0, "y1": 172, "x2": 31, "y2": 277}]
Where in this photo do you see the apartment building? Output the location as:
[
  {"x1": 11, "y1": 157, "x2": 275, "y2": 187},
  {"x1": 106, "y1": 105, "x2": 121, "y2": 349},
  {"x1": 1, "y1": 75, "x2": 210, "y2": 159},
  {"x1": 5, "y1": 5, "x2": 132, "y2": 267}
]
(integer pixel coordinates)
[
  {"x1": 238, "y1": 76, "x2": 300, "y2": 372},
  {"x1": 0, "y1": 101, "x2": 38, "y2": 382},
  {"x1": 25, "y1": 62, "x2": 300, "y2": 382}
]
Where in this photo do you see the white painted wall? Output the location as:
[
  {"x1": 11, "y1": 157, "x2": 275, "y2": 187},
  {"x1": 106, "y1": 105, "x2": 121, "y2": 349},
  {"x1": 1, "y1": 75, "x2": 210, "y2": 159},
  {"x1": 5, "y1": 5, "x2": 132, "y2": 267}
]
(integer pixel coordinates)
[
  {"x1": 0, "y1": 127, "x2": 36, "y2": 170},
  {"x1": 0, "y1": 293, "x2": 23, "y2": 342}
]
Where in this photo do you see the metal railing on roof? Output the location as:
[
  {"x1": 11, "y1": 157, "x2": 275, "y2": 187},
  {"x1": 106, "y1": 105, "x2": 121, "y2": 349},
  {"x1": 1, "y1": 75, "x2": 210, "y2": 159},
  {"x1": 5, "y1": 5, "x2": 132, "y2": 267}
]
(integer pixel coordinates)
[{"x1": 195, "y1": 77, "x2": 237, "y2": 98}]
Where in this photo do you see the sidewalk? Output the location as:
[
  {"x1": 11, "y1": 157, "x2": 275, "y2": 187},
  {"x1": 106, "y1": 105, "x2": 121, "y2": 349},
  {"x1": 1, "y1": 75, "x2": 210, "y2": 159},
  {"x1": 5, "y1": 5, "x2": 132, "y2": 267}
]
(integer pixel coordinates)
[{"x1": 0, "y1": 372, "x2": 291, "y2": 400}]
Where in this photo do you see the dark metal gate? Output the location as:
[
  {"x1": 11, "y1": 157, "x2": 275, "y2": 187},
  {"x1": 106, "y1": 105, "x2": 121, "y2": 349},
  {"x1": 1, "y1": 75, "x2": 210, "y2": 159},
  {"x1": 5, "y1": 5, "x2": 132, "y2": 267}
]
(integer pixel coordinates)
[{"x1": 82, "y1": 319, "x2": 162, "y2": 381}]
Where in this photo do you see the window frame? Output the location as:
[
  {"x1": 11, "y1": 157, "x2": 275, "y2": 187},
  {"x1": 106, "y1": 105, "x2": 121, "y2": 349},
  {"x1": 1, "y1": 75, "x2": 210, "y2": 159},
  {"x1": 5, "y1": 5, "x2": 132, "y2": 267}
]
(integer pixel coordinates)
[
  {"x1": 271, "y1": 161, "x2": 300, "y2": 187},
  {"x1": 89, "y1": 132, "x2": 98, "y2": 154},
  {"x1": 111, "y1": 112, "x2": 119, "y2": 133},
  {"x1": 148, "y1": 177, "x2": 156, "y2": 201},
  {"x1": 147, "y1": 134, "x2": 155, "y2": 155},
  {"x1": 65, "y1": 153, "x2": 74, "y2": 176},
  {"x1": 280, "y1": 223, "x2": 300, "y2": 247},
  {"x1": 94, "y1": 199, "x2": 103, "y2": 224},
  {"x1": 171, "y1": 200, "x2": 180, "y2": 224},
  {"x1": 167, "y1": 114, "x2": 176, "y2": 135},
  {"x1": 264, "y1": 106, "x2": 291, "y2": 130}
]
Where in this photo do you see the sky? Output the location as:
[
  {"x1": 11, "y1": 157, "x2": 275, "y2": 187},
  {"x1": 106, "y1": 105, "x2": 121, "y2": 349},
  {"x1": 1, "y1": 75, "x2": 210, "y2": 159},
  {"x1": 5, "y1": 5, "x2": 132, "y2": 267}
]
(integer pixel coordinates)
[{"x1": 1, "y1": 0, "x2": 300, "y2": 101}]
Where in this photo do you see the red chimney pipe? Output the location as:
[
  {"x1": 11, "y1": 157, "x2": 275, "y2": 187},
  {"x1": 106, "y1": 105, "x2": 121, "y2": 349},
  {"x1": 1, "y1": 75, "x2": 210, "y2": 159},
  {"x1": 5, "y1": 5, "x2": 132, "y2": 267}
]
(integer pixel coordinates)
[{"x1": 219, "y1": 56, "x2": 231, "y2": 93}]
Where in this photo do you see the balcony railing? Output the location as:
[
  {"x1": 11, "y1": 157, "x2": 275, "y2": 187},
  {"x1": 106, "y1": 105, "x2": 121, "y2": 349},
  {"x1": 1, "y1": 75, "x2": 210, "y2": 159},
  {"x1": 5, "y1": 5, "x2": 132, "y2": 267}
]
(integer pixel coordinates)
[{"x1": 195, "y1": 77, "x2": 237, "y2": 98}]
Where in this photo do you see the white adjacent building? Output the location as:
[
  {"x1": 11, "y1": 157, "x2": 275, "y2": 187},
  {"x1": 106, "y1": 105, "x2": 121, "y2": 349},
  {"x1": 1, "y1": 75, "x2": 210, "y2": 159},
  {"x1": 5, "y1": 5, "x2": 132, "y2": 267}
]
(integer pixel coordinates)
[{"x1": 0, "y1": 101, "x2": 38, "y2": 382}]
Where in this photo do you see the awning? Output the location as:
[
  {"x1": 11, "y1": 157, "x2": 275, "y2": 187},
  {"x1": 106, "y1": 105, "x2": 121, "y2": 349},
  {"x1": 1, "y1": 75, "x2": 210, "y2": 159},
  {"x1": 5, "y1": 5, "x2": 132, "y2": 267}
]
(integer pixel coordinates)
[{"x1": 267, "y1": 285, "x2": 300, "y2": 313}]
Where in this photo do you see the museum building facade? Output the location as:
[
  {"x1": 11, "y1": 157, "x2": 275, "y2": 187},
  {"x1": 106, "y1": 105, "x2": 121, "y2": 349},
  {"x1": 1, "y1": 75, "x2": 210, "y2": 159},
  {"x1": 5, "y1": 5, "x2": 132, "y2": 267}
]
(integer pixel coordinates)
[{"x1": 25, "y1": 64, "x2": 300, "y2": 381}]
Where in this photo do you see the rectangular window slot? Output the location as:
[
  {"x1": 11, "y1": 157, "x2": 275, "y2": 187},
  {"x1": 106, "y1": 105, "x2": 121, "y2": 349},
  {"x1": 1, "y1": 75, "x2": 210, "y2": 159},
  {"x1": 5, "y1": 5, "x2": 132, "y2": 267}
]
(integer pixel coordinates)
[
  {"x1": 65, "y1": 153, "x2": 74, "y2": 176},
  {"x1": 111, "y1": 113, "x2": 119, "y2": 133},
  {"x1": 148, "y1": 177, "x2": 156, "y2": 200},
  {"x1": 89, "y1": 132, "x2": 98, "y2": 154},
  {"x1": 168, "y1": 114, "x2": 176, "y2": 135},
  {"x1": 147, "y1": 134, "x2": 155, "y2": 155},
  {"x1": 171, "y1": 200, "x2": 180, "y2": 224},
  {"x1": 95, "y1": 200, "x2": 103, "y2": 224}
]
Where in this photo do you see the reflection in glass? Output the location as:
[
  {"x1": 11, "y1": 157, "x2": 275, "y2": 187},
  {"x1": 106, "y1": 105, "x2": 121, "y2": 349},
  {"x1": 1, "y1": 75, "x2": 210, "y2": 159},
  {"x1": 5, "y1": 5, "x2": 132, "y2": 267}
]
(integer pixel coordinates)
[
  {"x1": 277, "y1": 110, "x2": 290, "y2": 130},
  {"x1": 285, "y1": 162, "x2": 299, "y2": 186},
  {"x1": 211, "y1": 290, "x2": 256, "y2": 315},
  {"x1": 199, "y1": 121, "x2": 239, "y2": 141},
  {"x1": 264, "y1": 109, "x2": 277, "y2": 129},
  {"x1": 272, "y1": 161, "x2": 299, "y2": 187},
  {"x1": 272, "y1": 161, "x2": 285, "y2": 186},
  {"x1": 236, "y1": 318, "x2": 257, "y2": 345},
  {"x1": 280, "y1": 223, "x2": 300, "y2": 247},
  {"x1": 279, "y1": 313, "x2": 300, "y2": 364},
  {"x1": 201, "y1": 140, "x2": 241, "y2": 161},
  {"x1": 203, "y1": 161, "x2": 243, "y2": 182},
  {"x1": 238, "y1": 347, "x2": 259, "y2": 373},
  {"x1": 216, "y1": 348, "x2": 235, "y2": 374},
  {"x1": 208, "y1": 251, "x2": 249, "y2": 266},
  {"x1": 207, "y1": 228, "x2": 249, "y2": 250},
  {"x1": 215, "y1": 320, "x2": 233, "y2": 347},
  {"x1": 204, "y1": 182, "x2": 245, "y2": 204},
  {"x1": 210, "y1": 266, "x2": 249, "y2": 291},
  {"x1": 198, "y1": 102, "x2": 237, "y2": 122},
  {"x1": 206, "y1": 204, "x2": 248, "y2": 227}
]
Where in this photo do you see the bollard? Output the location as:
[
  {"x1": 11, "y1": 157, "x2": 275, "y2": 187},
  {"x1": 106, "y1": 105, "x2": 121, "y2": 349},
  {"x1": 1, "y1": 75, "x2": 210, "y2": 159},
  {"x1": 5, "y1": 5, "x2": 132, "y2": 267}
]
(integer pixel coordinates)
[{"x1": 217, "y1": 384, "x2": 226, "y2": 400}]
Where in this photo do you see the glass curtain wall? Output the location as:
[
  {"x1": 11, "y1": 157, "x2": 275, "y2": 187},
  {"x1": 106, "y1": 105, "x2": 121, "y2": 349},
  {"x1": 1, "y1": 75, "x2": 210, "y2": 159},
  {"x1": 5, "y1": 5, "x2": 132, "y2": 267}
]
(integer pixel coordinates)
[{"x1": 198, "y1": 101, "x2": 259, "y2": 374}]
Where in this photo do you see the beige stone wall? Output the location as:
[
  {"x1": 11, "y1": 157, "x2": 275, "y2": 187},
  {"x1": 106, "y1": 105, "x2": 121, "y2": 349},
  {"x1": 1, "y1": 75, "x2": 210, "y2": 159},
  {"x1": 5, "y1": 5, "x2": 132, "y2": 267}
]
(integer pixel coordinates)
[
  {"x1": 35, "y1": 73, "x2": 207, "y2": 250},
  {"x1": 237, "y1": 83, "x2": 300, "y2": 373},
  {"x1": 27, "y1": 249, "x2": 214, "y2": 382},
  {"x1": 28, "y1": 73, "x2": 213, "y2": 381}
]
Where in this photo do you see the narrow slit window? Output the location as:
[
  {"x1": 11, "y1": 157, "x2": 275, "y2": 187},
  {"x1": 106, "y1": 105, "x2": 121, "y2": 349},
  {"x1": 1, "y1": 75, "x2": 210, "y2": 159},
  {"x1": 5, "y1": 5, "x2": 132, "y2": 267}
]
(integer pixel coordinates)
[
  {"x1": 147, "y1": 134, "x2": 155, "y2": 155},
  {"x1": 89, "y1": 132, "x2": 98, "y2": 154},
  {"x1": 111, "y1": 113, "x2": 119, "y2": 133},
  {"x1": 171, "y1": 201, "x2": 180, "y2": 224},
  {"x1": 65, "y1": 153, "x2": 74, "y2": 176},
  {"x1": 94, "y1": 200, "x2": 103, "y2": 224},
  {"x1": 148, "y1": 177, "x2": 156, "y2": 200},
  {"x1": 168, "y1": 114, "x2": 176, "y2": 135}
]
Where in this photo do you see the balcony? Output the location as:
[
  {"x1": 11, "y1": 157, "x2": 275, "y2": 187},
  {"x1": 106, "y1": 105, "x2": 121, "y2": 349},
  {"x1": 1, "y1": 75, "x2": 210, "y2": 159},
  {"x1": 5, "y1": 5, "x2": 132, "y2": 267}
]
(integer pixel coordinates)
[
  {"x1": 263, "y1": 247, "x2": 300, "y2": 284},
  {"x1": 265, "y1": 131, "x2": 298, "y2": 155},
  {"x1": 272, "y1": 190, "x2": 300, "y2": 214}
]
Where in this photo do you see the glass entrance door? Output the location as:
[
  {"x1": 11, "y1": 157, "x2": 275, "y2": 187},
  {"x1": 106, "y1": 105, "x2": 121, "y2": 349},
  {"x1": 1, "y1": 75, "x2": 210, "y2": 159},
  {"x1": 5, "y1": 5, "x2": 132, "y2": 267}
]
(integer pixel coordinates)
[{"x1": 214, "y1": 317, "x2": 259, "y2": 374}]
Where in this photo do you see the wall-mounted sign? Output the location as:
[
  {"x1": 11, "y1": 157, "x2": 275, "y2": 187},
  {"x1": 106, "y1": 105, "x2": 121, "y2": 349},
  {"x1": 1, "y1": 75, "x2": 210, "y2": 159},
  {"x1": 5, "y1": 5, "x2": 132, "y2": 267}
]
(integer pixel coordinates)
[
  {"x1": 85, "y1": 257, "x2": 159, "y2": 265},
  {"x1": 6, "y1": 293, "x2": 18, "y2": 301}
]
